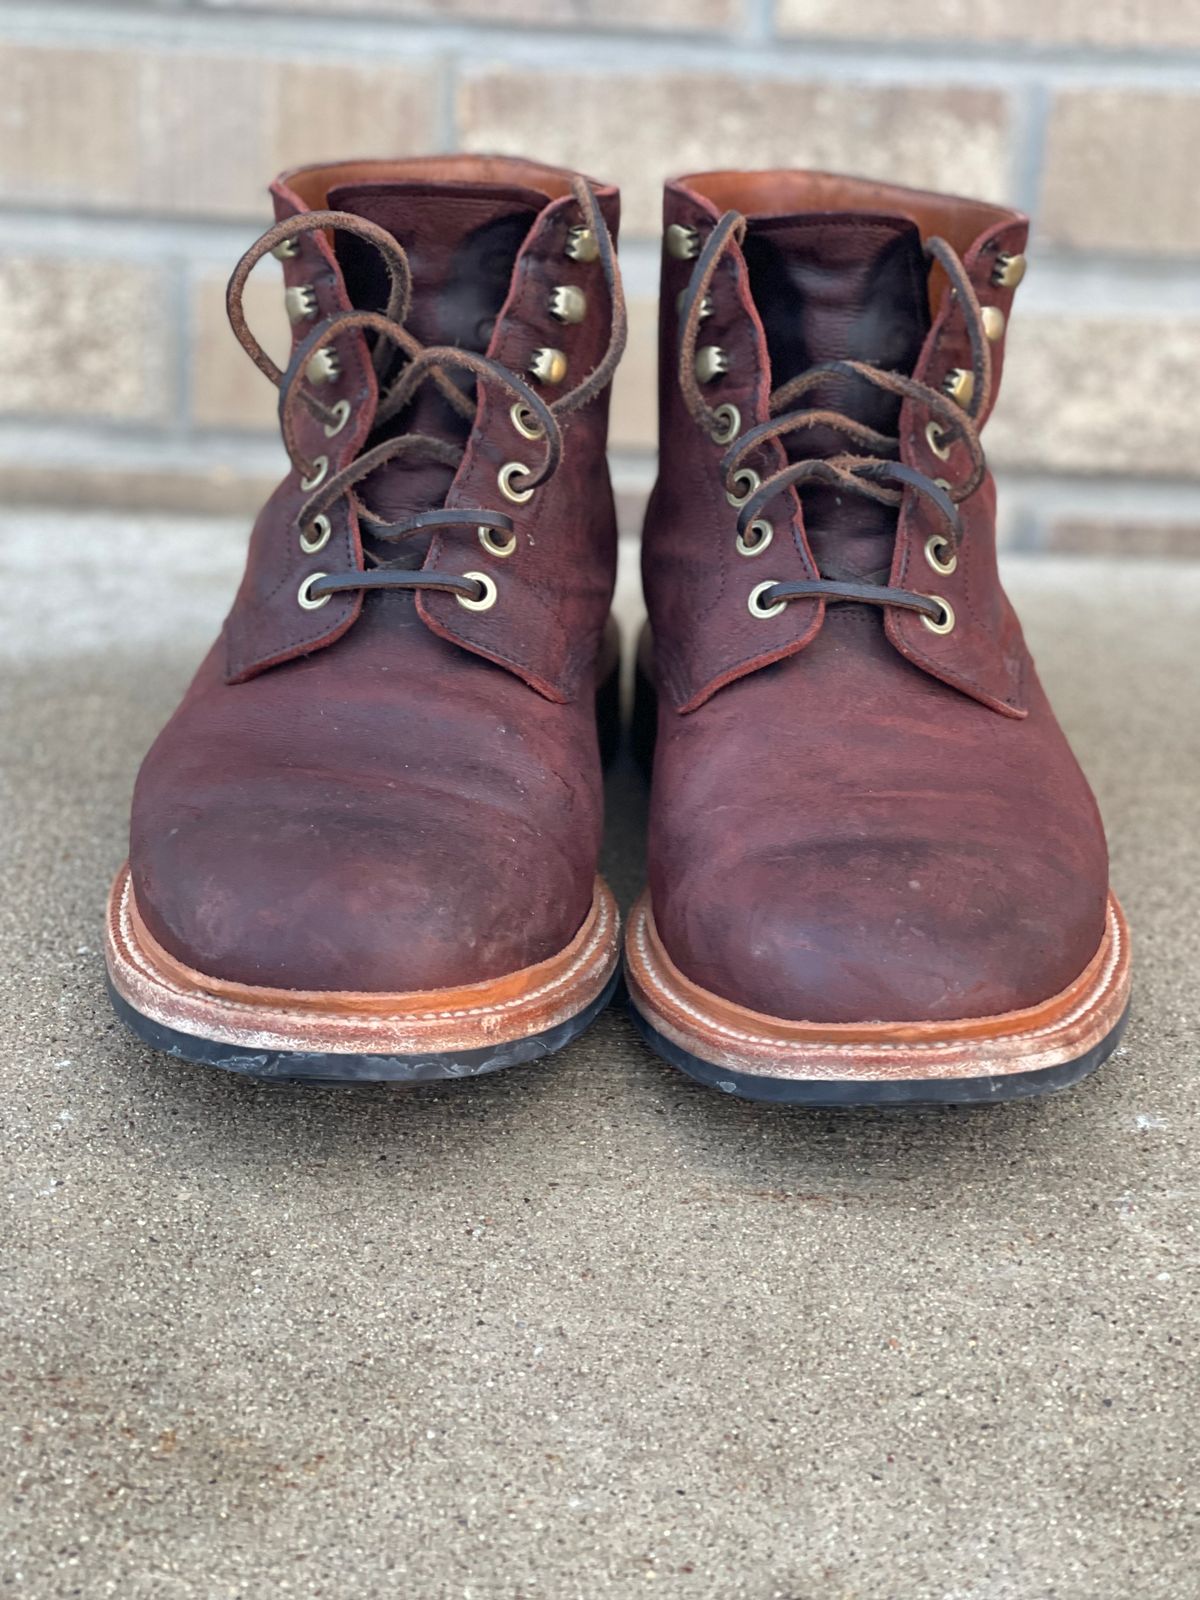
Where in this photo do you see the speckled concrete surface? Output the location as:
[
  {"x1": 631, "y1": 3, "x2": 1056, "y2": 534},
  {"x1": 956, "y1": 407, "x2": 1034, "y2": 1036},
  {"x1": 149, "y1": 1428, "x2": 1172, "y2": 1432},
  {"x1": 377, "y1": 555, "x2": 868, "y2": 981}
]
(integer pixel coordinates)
[{"x1": 2, "y1": 516, "x2": 1198, "y2": 1599}]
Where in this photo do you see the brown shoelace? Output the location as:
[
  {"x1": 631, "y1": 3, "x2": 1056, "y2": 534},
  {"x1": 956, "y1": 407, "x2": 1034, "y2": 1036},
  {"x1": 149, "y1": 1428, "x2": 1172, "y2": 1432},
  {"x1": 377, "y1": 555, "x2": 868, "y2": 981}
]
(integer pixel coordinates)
[
  {"x1": 226, "y1": 177, "x2": 627, "y2": 609},
  {"x1": 677, "y1": 211, "x2": 992, "y2": 626}
]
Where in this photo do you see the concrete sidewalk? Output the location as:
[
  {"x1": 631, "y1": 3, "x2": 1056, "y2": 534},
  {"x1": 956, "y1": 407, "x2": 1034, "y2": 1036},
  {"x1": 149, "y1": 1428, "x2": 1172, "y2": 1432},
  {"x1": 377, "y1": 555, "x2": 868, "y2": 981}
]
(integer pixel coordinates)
[{"x1": 2, "y1": 515, "x2": 1197, "y2": 1599}]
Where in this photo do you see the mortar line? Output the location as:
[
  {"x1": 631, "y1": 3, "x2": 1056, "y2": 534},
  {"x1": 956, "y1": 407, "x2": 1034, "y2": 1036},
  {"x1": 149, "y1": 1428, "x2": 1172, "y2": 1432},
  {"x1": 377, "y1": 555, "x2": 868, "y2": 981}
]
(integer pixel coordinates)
[
  {"x1": 12, "y1": 4, "x2": 1200, "y2": 85},
  {"x1": 743, "y1": 0, "x2": 776, "y2": 46},
  {"x1": 1011, "y1": 78, "x2": 1052, "y2": 218},
  {"x1": 440, "y1": 50, "x2": 460, "y2": 152}
]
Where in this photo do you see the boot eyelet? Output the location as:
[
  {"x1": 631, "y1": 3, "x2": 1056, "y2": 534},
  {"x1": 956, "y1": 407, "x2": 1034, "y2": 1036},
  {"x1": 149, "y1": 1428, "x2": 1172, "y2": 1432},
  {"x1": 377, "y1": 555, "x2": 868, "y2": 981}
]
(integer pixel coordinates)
[
  {"x1": 992, "y1": 252, "x2": 1027, "y2": 290},
  {"x1": 299, "y1": 513, "x2": 332, "y2": 554},
  {"x1": 710, "y1": 403, "x2": 740, "y2": 445},
  {"x1": 271, "y1": 238, "x2": 300, "y2": 261},
  {"x1": 510, "y1": 402, "x2": 544, "y2": 441},
  {"x1": 666, "y1": 223, "x2": 700, "y2": 260},
  {"x1": 982, "y1": 305, "x2": 1006, "y2": 342},
  {"x1": 748, "y1": 580, "x2": 786, "y2": 619},
  {"x1": 549, "y1": 285, "x2": 587, "y2": 324},
  {"x1": 297, "y1": 573, "x2": 330, "y2": 610},
  {"x1": 498, "y1": 461, "x2": 534, "y2": 504},
  {"x1": 695, "y1": 345, "x2": 729, "y2": 385},
  {"x1": 920, "y1": 595, "x2": 955, "y2": 634},
  {"x1": 305, "y1": 347, "x2": 340, "y2": 386},
  {"x1": 736, "y1": 520, "x2": 773, "y2": 557},
  {"x1": 456, "y1": 571, "x2": 498, "y2": 612},
  {"x1": 284, "y1": 285, "x2": 318, "y2": 323},
  {"x1": 479, "y1": 525, "x2": 517, "y2": 558},
  {"x1": 529, "y1": 347, "x2": 568, "y2": 386},
  {"x1": 323, "y1": 399, "x2": 351, "y2": 438},
  {"x1": 677, "y1": 289, "x2": 714, "y2": 322},
  {"x1": 564, "y1": 224, "x2": 599, "y2": 263},
  {"x1": 942, "y1": 368, "x2": 975, "y2": 409},
  {"x1": 726, "y1": 467, "x2": 760, "y2": 508},
  {"x1": 925, "y1": 420, "x2": 952, "y2": 461},
  {"x1": 924, "y1": 534, "x2": 957, "y2": 576},
  {"x1": 300, "y1": 455, "x2": 328, "y2": 491}
]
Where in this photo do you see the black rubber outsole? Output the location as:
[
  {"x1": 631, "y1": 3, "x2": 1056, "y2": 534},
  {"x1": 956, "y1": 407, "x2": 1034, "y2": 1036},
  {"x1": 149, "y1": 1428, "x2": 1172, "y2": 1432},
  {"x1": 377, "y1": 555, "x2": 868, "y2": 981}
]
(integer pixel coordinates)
[
  {"x1": 107, "y1": 967, "x2": 621, "y2": 1086},
  {"x1": 628, "y1": 995, "x2": 1131, "y2": 1108}
]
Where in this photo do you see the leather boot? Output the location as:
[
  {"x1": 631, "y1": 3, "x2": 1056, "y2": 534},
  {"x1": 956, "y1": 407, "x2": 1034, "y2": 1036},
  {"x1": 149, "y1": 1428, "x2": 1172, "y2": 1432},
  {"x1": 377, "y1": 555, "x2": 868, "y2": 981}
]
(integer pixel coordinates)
[
  {"x1": 105, "y1": 156, "x2": 626, "y2": 1083},
  {"x1": 626, "y1": 169, "x2": 1130, "y2": 1106}
]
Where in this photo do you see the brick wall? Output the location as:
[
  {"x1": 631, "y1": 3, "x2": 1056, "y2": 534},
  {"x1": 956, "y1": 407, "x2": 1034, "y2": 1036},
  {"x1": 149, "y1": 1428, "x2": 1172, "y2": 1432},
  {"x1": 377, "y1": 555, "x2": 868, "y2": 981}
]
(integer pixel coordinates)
[{"x1": 3, "y1": 1, "x2": 1199, "y2": 556}]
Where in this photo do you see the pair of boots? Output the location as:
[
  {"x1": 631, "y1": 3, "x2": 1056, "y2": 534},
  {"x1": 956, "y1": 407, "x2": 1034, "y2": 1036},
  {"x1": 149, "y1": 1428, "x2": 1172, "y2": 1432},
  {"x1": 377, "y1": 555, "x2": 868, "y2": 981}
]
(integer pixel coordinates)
[{"x1": 104, "y1": 157, "x2": 1131, "y2": 1107}]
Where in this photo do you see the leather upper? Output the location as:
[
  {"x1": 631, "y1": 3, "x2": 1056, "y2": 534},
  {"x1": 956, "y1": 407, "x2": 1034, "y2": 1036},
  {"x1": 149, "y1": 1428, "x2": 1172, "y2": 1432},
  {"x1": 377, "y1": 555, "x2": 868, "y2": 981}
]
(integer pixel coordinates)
[
  {"x1": 642, "y1": 169, "x2": 1110, "y2": 1024},
  {"x1": 230, "y1": 156, "x2": 620, "y2": 702},
  {"x1": 130, "y1": 157, "x2": 621, "y2": 992},
  {"x1": 133, "y1": 604, "x2": 607, "y2": 991},
  {"x1": 645, "y1": 172, "x2": 1029, "y2": 718}
]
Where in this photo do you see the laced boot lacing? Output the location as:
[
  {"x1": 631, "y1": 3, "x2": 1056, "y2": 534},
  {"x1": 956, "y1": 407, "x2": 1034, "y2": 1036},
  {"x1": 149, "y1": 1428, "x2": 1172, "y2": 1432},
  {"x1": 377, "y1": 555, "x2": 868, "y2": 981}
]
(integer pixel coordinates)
[
  {"x1": 226, "y1": 177, "x2": 626, "y2": 612},
  {"x1": 677, "y1": 210, "x2": 993, "y2": 631}
]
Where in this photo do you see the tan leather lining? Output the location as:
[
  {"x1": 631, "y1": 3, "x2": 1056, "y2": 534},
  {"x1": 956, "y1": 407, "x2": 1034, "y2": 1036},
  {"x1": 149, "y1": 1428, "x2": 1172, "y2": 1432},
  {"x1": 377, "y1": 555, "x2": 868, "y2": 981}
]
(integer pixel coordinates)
[
  {"x1": 281, "y1": 154, "x2": 599, "y2": 210},
  {"x1": 676, "y1": 168, "x2": 1019, "y2": 261}
]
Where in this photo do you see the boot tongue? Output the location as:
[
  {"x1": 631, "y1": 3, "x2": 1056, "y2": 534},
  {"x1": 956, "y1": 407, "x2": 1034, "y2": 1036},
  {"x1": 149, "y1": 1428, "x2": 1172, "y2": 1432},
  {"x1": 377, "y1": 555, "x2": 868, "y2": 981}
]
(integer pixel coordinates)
[
  {"x1": 326, "y1": 178, "x2": 545, "y2": 536},
  {"x1": 742, "y1": 212, "x2": 931, "y2": 582}
]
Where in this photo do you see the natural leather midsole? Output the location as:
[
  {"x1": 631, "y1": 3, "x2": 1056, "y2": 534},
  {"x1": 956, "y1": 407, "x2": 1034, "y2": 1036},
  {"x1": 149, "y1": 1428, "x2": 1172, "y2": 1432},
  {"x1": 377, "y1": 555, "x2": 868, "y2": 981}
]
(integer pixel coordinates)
[
  {"x1": 106, "y1": 864, "x2": 620, "y2": 1056},
  {"x1": 625, "y1": 892, "x2": 1131, "y2": 1081}
]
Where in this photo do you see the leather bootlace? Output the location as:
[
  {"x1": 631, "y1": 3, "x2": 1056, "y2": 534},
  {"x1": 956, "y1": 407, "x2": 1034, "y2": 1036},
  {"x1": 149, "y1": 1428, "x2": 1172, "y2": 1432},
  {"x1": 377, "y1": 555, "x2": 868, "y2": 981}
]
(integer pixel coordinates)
[
  {"x1": 226, "y1": 176, "x2": 626, "y2": 608},
  {"x1": 677, "y1": 211, "x2": 991, "y2": 625}
]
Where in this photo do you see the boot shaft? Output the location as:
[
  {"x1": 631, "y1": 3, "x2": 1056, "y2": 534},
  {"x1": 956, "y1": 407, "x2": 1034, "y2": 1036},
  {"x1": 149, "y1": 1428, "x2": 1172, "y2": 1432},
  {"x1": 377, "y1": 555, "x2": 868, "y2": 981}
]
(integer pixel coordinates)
[
  {"x1": 645, "y1": 168, "x2": 1028, "y2": 717},
  {"x1": 226, "y1": 155, "x2": 625, "y2": 700}
]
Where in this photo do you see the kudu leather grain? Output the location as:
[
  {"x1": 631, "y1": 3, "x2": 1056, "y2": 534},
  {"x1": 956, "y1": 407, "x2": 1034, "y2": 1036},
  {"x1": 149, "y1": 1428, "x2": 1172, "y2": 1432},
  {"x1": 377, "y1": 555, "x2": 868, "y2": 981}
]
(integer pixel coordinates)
[
  {"x1": 129, "y1": 157, "x2": 622, "y2": 993},
  {"x1": 641, "y1": 170, "x2": 1110, "y2": 1025}
]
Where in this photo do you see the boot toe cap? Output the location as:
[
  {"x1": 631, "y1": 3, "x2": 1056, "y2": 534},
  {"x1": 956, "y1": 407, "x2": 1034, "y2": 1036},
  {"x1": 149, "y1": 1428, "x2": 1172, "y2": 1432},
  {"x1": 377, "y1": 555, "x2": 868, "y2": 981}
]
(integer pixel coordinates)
[
  {"x1": 655, "y1": 838, "x2": 1108, "y2": 1025},
  {"x1": 130, "y1": 790, "x2": 589, "y2": 994}
]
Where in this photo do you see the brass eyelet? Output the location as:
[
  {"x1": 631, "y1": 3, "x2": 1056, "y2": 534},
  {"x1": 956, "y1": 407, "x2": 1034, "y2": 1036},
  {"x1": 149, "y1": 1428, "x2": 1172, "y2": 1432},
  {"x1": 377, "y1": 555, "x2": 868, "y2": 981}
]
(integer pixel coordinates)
[
  {"x1": 529, "y1": 347, "x2": 568, "y2": 386},
  {"x1": 479, "y1": 525, "x2": 517, "y2": 559},
  {"x1": 992, "y1": 252, "x2": 1027, "y2": 290},
  {"x1": 300, "y1": 455, "x2": 328, "y2": 491},
  {"x1": 297, "y1": 573, "x2": 330, "y2": 611},
  {"x1": 284, "y1": 285, "x2": 318, "y2": 323},
  {"x1": 678, "y1": 289, "x2": 714, "y2": 322},
  {"x1": 710, "y1": 403, "x2": 740, "y2": 446},
  {"x1": 549, "y1": 285, "x2": 587, "y2": 325},
  {"x1": 748, "y1": 580, "x2": 786, "y2": 619},
  {"x1": 924, "y1": 534, "x2": 957, "y2": 576},
  {"x1": 666, "y1": 223, "x2": 700, "y2": 260},
  {"x1": 498, "y1": 461, "x2": 534, "y2": 504},
  {"x1": 981, "y1": 305, "x2": 1006, "y2": 342},
  {"x1": 736, "y1": 520, "x2": 773, "y2": 557},
  {"x1": 920, "y1": 595, "x2": 955, "y2": 635},
  {"x1": 456, "y1": 571, "x2": 498, "y2": 612},
  {"x1": 726, "y1": 466, "x2": 761, "y2": 508},
  {"x1": 305, "y1": 347, "x2": 340, "y2": 386},
  {"x1": 300, "y1": 513, "x2": 332, "y2": 555},
  {"x1": 925, "y1": 420, "x2": 952, "y2": 462},
  {"x1": 564, "y1": 224, "x2": 599, "y2": 263},
  {"x1": 942, "y1": 367, "x2": 975, "y2": 409},
  {"x1": 695, "y1": 345, "x2": 729, "y2": 384},
  {"x1": 323, "y1": 399, "x2": 351, "y2": 438},
  {"x1": 510, "y1": 402, "x2": 544, "y2": 442}
]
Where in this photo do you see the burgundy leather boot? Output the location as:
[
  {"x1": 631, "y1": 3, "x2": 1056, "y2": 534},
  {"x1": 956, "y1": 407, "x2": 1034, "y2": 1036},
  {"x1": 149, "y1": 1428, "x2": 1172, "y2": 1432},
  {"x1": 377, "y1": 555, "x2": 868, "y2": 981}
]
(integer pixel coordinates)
[
  {"x1": 626, "y1": 169, "x2": 1131, "y2": 1106},
  {"x1": 105, "y1": 156, "x2": 626, "y2": 1082}
]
